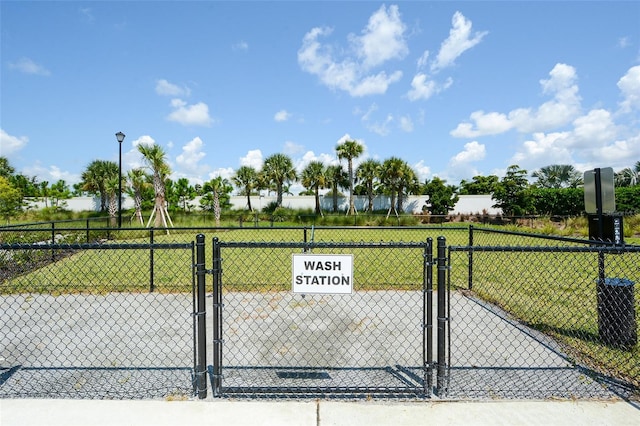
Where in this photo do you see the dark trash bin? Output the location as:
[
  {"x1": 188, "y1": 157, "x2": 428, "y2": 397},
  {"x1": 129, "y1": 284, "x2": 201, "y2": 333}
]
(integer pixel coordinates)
[{"x1": 598, "y1": 278, "x2": 637, "y2": 348}]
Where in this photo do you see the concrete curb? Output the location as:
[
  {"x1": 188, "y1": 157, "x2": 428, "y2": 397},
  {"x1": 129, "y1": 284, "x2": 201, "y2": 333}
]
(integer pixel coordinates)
[{"x1": 1, "y1": 399, "x2": 639, "y2": 426}]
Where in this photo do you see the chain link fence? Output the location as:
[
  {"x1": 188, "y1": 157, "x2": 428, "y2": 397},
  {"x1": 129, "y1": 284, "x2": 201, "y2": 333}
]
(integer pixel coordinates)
[
  {"x1": 2, "y1": 223, "x2": 638, "y2": 400},
  {"x1": 210, "y1": 239, "x2": 433, "y2": 398},
  {"x1": 446, "y1": 228, "x2": 639, "y2": 399},
  {"x1": 1, "y1": 236, "x2": 196, "y2": 399}
]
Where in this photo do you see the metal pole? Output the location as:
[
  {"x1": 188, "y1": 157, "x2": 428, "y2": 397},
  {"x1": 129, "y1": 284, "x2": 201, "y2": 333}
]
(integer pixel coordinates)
[
  {"x1": 195, "y1": 234, "x2": 207, "y2": 399},
  {"x1": 436, "y1": 236, "x2": 447, "y2": 396},
  {"x1": 424, "y1": 237, "x2": 433, "y2": 396},
  {"x1": 468, "y1": 225, "x2": 474, "y2": 290},
  {"x1": 118, "y1": 139, "x2": 122, "y2": 228},
  {"x1": 149, "y1": 228, "x2": 155, "y2": 293},
  {"x1": 212, "y1": 237, "x2": 223, "y2": 396}
]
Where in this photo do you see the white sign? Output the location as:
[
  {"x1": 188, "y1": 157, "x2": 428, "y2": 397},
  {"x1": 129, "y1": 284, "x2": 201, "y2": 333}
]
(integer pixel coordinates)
[{"x1": 292, "y1": 254, "x2": 353, "y2": 294}]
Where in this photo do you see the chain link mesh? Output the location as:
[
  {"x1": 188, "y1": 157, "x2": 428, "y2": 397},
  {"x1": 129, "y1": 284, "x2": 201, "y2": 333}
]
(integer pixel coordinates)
[
  {"x1": 216, "y1": 241, "x2": 429, "y2": 397},
  {"x1": 1, "y1": 233, "x2": 195, "y2": 399},
  {"x1": 447, "y1": 229, "x2": 639, "y2": 399}
]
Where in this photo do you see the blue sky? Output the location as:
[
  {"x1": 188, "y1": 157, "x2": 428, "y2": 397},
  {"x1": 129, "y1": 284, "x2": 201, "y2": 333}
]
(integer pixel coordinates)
[{"x1": 2, "y1": 1, "x2": 639, "y2": 194}]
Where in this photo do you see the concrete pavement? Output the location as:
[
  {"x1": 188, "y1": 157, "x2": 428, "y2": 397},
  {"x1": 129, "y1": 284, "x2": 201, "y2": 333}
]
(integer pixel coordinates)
[{"x1": 1, "y1": 399, "x2": 639, "y2": 426}]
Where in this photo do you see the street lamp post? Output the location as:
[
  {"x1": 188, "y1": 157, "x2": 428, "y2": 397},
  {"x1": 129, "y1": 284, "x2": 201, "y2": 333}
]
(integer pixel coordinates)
[{"x1": 115, "y1": 131, "x2": 126, "y2": 228}]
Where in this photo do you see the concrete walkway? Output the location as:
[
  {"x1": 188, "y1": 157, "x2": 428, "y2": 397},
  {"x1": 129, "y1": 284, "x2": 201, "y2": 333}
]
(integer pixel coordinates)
[{"x1": 1, "y1": 399, "x2": 639, "y2": 426}]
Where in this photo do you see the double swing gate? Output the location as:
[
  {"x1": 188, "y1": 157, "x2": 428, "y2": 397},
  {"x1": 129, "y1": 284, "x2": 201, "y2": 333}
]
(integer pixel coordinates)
[{"x1": 193, "y1": 235, "x2": 448, "y2": 398}]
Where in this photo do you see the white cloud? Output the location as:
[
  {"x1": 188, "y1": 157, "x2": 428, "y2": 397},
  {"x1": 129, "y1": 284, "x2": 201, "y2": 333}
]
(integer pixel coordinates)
[
  {"x1": 274, "y1": 110, "x2": 292, "y2": 122},
  {"x1": 450, "y1": 141, "x2": 486, "y2": 166},
  {"x1": 350, "y1": 70, "x2": 403, "y2": 96},
  {"x1": 413, "y1": 160, "x2": 431, "y2": 182},
  {"x1": 166, "y1": 99, "x2": 213, "y2": 126},
  {"x1": 510, "y1": 132, "x2": 573, "y2": 169},
  {"x1": 176, "y1": 137, "x2": 207, "y2": 171},
  {"x1": 431, "y1": 11, "x2": 488, "y2": 73},
  {"x1": 407, "y1": 74, "x2": 452, "y2": 101},
  {"x1": 297, "y1": 5, "x2": 407, "y2": 97},
  {"x1": 508, "y1": 63, "x2": 581, "y2": 132},
  {"x1": 351, "y1": 4, "x2": 408, "y2": 69},
  {"x1": 132, "y1": 135, "x2": 156, "y2": 148},
  {"x1": 416, "y1": 50, "x2": 429, "y2": 71},
  {"x1": 451, "y1": 63, "x2": 581, "y2": 138},
  {"x1": 207, "y1": 167, "x2": 234, "y2": 181},
  {"x1": 22, "y1": 162, "x2": 79, "y2": 185},
  {"x1": 8, "y1": 57, "x2": 51, "y2": 76},
  {"x1": 283, "y1": 141, "x2": 305, "y2": 156},
  {"x1": 124, "y1": 135, "x2": 156, "y2": 170},
  {"x1": 450, "y1": 111, "x2": 512, "y2": 138},
  {"x1": 240, "y1": 149, "x2": 263, "y2": 169},
  {"x1": 509, "y1": 108, "x2": 636, "y2": 171},
  {"x1": 593, "y1": 133, "x2": 640, "y2": 165},
  {"x1": 0, "y1": 129, "x2": 28, "y2": 156},
  {"x1": 571, "y1": 109, "x2": 618, "y2": 148},
  {"x1": 399, "y1": 115, "x2": 414, "y2": 132},
  {"x1": 155, "y1": 79, "x2": 191, "y2": 97},
  {"x1": 617, "y1": 65, "x2": 640, "y2": 113}
]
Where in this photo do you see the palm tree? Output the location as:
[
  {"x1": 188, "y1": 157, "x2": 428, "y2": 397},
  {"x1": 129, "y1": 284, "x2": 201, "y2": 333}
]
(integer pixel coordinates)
[
  {"x1": 531, "y1": 164, "x2": 581, "y2": 188},
  {"x1": 81, "y1": 160, "x2": 118, "y2": 211},
  {"x1": 615, "y1": 162, "x2": 639, "y2": 187},
  {"x1": 138, "y1": 144, "x2": 173, "y2": 230},
  {"x1": 325, "y1": 164, "x2": 348, "y2": 213},
  {"x1": 127, "y1": 168, "x2": 150, "y2": 225},
  {"x1": 261, "y1": 154, "x2": 297, "y2": 207},
  {"x1": 396, "y1": 162, "x2": 419, "y2": 214},
  {"x1": 356, "y1": 159, "x2": 381, "y2": 212},
  {"x1": 104, "y1": 176, "x2": 120, "y2": 228},
  {"x1": 233, "y1": 166, "x2": 259, "y2": 211},
  {"x1": 203, "y1": 176, "x2": 232, "y2": 226},
  {"x1": 301, "y1": 161, "x2": 327, "y2": 215},
  {"x1": 336, "y1": 139, "x2": 364, "y2": 215},
  {"x1": 379, "y1": 157, "x2": 405, "y2": 218}
]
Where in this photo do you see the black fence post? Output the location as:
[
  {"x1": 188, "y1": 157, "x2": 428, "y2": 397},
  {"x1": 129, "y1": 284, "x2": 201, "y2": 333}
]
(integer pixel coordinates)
[
  {"x1": 212, "y1": 237, "x2": 223, "y2": 396},
  {"x1": 468, "y1": 225, "x2": 474, "y2": 290},
  {"x1": 303, "y1": 227, "x2": 307, "y2": 251},
  {"x1": 424, "y1": 237, "x2": 434, "y2": 396},
  {"x1": 86, "y1": 219, "x2": 90, "y2": 243},
  {"x1": 195, "y1": 234, "x2": 208, "y2": 399},
  {"x1": 436, "y1": 236, "x2": 447, "y2": 397},
  {"x1": 51, "y1": 222, "x2": 55, "y2": 261},
  {"x1": 149, "y1": 228, "x2": 155, "y2": 293}
]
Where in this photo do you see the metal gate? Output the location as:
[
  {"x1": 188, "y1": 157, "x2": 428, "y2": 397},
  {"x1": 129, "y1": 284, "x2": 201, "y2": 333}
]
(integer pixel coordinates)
[{"x1": 195, "y1": 235, "x2": 443, "y2": 398}]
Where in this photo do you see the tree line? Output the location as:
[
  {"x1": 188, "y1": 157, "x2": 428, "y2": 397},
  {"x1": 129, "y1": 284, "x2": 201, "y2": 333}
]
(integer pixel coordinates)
[{"x1": 2, "y1": 147, "x2": 639, "y2": 224}]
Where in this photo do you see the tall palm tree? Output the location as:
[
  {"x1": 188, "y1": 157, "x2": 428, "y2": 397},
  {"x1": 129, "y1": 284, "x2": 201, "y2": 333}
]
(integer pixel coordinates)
[
  {"x1": 104, "y1": 176, "x2": 120, "y2": 228},
  {"x1": 203, "y1": 176, "x2": 232, "y2": 226},
  {"x1": 81, "y1": 160, "x2": 118, "y2": 211},
  {"x1": 325, "y1": 164, "x2": 348, "y2": 213},
  {"x1": 531, "y1": 164, "x2": 581, "y2": 188},
  {"x1": 261, "y1": 153, "x2": 297, "y2": 207},
  {"x1": 615, "y1": 162, "x2": 640, "y2": 187},
  {"x1": 233, "y1": 165, "x2": 259, "y2": 211},
  {"x1": 356, "y1": 159, "x2": 381, "y2": 212},
  {"x1": 379, "y1": 157, "x2": 406, "y2": 218},
  {"x1": 127, "y1": 168, "x2": 150, "y2": 225},
  {"x1": 336, "y1": 139, "x2": 364, "y2": 215},
  {"x1": 138, "y1": 144, "x2": 173, "y2": 230},
  {"x1": 301, "y1": 161, "x2": 327, "y2": 215},
  {"x1": 396, "y1": 162, "x2": 419, "y2": 214}
]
